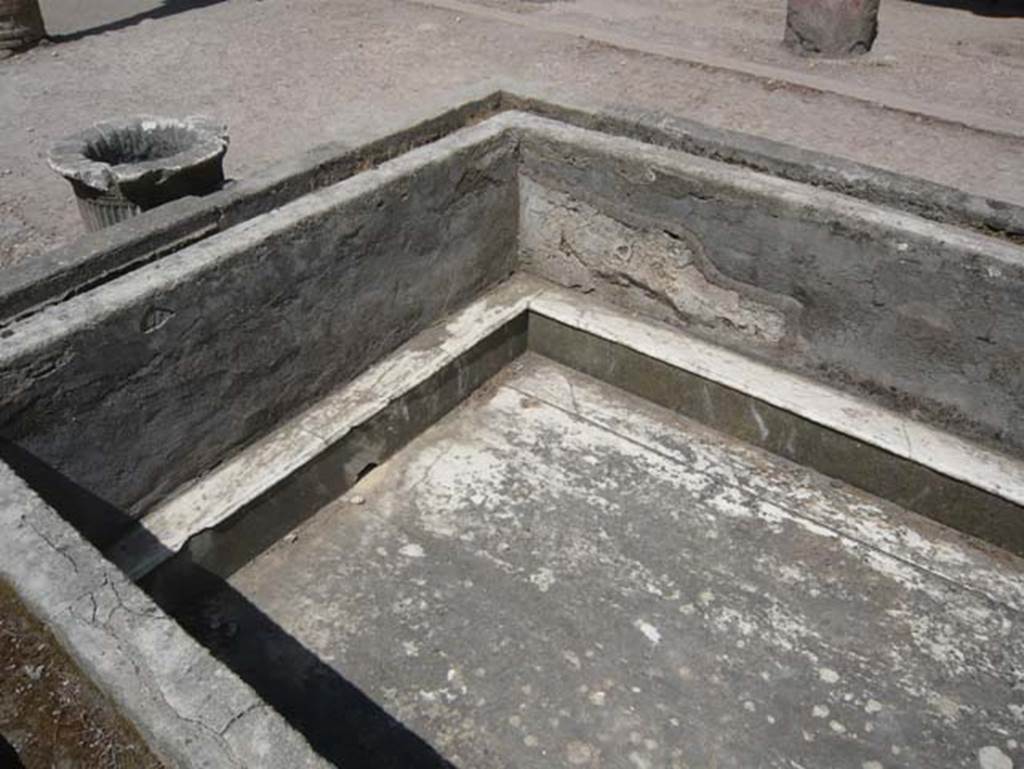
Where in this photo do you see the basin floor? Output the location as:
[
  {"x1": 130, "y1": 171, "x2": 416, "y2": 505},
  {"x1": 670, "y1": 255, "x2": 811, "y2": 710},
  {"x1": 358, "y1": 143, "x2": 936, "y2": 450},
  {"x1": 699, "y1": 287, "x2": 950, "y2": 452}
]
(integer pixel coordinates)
[{"x1": 188, "y1": 353, "x2": 1024, "y2": 769}]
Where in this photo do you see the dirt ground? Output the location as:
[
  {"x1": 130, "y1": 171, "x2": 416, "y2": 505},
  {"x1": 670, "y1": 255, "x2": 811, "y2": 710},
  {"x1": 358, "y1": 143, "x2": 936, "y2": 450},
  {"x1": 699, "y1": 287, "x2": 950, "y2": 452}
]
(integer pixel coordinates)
[
  {"x1": 0, "y1": 580, "x2": 162, "y2": 769},
  {"x1": 0, "y1": 0, "x2": 1022, "y2": 268}
]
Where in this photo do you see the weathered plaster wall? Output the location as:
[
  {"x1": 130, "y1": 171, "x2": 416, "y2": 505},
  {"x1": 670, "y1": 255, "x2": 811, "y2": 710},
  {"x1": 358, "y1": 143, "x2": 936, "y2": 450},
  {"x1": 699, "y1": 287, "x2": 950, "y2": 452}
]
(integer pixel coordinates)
[
  {"x1": 517, "y1": 118, "x2": 1024, "y2": 455},
  {"x1": 0, "y1": 121, "x2": 518, "y2": 538}
]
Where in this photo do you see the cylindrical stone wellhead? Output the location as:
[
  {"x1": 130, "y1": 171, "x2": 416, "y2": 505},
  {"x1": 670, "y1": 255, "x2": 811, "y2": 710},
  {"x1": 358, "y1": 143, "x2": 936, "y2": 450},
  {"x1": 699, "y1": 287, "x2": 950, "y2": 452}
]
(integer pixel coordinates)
[
  {"x1": 784, "y1": 0, "x2": 880, "y2": 57},
  {"x1": 48, "y1": 116, "x2": 229, "y2": 232},
  {"x1": 0, "y1": 0, "x2": 46, "y2": 58}
]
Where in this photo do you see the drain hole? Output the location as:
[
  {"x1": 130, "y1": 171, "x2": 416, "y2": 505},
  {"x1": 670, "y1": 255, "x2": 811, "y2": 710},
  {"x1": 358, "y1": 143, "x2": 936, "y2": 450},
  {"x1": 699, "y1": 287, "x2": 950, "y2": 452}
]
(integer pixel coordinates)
[{"x1": 356, "y1": 462, "x2": 378, "y2": 481}]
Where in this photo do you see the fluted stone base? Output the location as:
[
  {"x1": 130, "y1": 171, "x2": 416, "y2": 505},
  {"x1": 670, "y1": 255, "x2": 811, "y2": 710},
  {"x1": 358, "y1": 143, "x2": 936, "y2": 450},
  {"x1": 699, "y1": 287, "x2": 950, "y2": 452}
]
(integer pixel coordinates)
[
  {"x1": 785, "y1": 0, "x2": 880, "y2": 57},
  {"x1": 0, "y1": 0, "x2": 46, "y2": 57}
]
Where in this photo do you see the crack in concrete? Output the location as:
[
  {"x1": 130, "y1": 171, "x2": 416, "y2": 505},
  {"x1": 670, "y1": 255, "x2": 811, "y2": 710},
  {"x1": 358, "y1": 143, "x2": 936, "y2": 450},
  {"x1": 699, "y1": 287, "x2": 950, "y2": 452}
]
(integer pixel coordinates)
[
  {"x1": 23, "y1": 517, "x2": 79, "y2": 574},
  {"x1": 89, "y1": 616, "x2": 247, "y2": 769},
  {"x1": 218, "y1": 700, "x2": 267, "y2": 737}
]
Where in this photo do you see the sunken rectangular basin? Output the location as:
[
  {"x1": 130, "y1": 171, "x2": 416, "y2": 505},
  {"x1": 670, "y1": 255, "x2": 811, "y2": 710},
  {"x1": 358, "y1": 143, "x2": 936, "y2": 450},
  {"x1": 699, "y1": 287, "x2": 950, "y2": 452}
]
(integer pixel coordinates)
[{"x1": 1, "y1": 105, "x2": 1023, "y2": 769}]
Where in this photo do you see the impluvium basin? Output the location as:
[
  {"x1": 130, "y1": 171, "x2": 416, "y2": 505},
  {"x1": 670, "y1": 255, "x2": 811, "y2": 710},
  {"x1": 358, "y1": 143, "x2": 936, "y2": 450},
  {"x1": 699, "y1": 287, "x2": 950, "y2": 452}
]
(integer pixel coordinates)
[{"x1": 4, "y1": 102, "x2": 1024, "y2": 769}]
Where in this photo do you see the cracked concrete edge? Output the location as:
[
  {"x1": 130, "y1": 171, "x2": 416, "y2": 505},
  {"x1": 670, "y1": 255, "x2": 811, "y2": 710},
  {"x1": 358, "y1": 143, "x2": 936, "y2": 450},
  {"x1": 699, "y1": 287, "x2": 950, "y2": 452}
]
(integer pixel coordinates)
[
  {"x1": 3, "y1": 78, "x2": 1022, "y2": 325},
  {"x1": 0, "y1": 459, "x2": 331, "y2": 769}
]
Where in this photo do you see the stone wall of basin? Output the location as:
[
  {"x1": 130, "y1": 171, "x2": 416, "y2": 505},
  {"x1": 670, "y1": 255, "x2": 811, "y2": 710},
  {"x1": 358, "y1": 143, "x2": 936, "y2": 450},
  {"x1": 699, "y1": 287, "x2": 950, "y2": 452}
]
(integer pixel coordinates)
[{"x1": 0, "y1": 120, "x2": 519, "y2": 542}]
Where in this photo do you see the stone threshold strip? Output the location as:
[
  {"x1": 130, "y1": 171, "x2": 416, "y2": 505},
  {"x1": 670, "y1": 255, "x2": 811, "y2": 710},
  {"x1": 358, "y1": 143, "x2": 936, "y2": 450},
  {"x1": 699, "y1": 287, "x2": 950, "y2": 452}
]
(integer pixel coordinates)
[
  {"x1": 109, "y1": 276, "x2": 1024, "y2": 616},
  {"x1": 3, "y1": 85, "x2": 1022, "y2": 325}
]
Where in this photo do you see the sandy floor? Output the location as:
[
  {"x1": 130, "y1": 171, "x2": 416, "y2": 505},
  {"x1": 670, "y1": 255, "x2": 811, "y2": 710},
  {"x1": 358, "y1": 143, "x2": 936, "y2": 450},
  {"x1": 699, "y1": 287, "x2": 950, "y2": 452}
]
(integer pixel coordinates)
[
  {"x1": 0, "y1": 580, "x2": 161, "y2": 768},
  {"x1": 0, "y1": 0, "x2": 1022, "y2": 267}
]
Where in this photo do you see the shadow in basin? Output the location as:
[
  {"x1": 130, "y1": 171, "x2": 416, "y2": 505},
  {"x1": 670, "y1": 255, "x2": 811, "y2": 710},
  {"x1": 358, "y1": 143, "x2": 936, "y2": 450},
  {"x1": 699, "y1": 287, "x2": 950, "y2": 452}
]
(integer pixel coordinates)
[
  {"x1": 155, "y1": 568, "x2": 458, "y2": 769},
  {"x1": 0, "y1": 441, "x2": 457, "y2": 768},
  {"x1": 50, "y1": 0, "x2": 229, "y2": 43},
  {"x1": 903, "y1": 0, "x2": 1024, "y2": 17}
]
